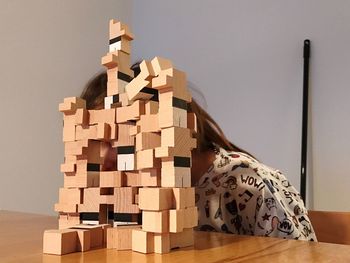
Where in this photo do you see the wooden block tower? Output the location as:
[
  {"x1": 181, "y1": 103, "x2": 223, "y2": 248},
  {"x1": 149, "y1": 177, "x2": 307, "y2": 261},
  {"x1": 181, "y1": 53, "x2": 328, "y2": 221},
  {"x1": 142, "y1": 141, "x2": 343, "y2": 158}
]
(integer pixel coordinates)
[{"x1": 43, "y1": 19, "x2": 198, "y2": 255}]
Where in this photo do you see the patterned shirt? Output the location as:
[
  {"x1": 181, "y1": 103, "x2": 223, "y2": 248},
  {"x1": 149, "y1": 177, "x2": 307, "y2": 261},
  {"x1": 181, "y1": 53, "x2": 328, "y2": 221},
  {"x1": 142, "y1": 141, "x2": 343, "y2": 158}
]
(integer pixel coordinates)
[{"x1": 194, "y1": 146, "x2": 317, "y2": 241}]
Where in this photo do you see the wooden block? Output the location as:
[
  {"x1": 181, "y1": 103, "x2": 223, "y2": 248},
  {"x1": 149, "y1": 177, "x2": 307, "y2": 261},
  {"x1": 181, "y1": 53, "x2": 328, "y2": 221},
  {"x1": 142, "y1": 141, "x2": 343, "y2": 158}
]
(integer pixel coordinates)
[
  {"x1": 75, "y1": 108, "x2": 89, "y2": 125},
  {"x1": 60, "y1": 162, "x2": 75, "y2": 173},
  {"x1": 135, "y1": 132, "x2": 161, "y2": 151},
  {"x1": 169, "y1": 209, "x2": 185, "y2": 233},
  {"x1": 58, "y1": 188, "x2": 81, "y2": 204},
  {"x1": 138, "y1": 188, "x2": 174, "y2": 211},
  {"x1": 109, "y1": 35, "x2": 131, "y2": 54},
  {"x1": 151, "y1": 57, "x2": 172, "y2": 75},
  {"x1": 161, "y1": 127, "x2": 196, "y2": 150},
  {"x1": 184, "y1": 207, "x2": 198, "y2": 228},
  {"x1": 109, "y1": 19, "x2": 134, "y2": 40},
  {"x1": 161, "y1": 166, "x2": 191, "y2": 188},
  {"x1": 107, "y1": 78, "x2": 129, "y2": 96},
  {"x1": 88, "y1": 109, "x2": 116, "y2": 125},
  {"x1": 100, "y1": 171, "x2": 125, "y2": 187},
  {"x1": 187, "y1": 112, "x2": 197, "y2": 133},
  {"x1": 63, "y1": 121, "x2": 75, "y2": 142},
  {"x1": 125, "y1": 75, "x2": 150, "y2": 101},
  {"x1": 63, "y1": 172, "x2": 100, "y2": 188},
  {"x1": 78, "y1": 187, "x2": 101, "y2": 212},
  {"x1": 138, "y1": 114, "x2": 160, "y2": 133},
  {"x1": 140, "y1": 168, "x2": 161, "y2": 186},
  {"x1": 145, "y1": 101, "x2": 159, "y2": 115},
  {"x1": 154, "y1": 232, "x2": 170, "y2": 254},
  {"x1": 129, "y1": 125, "x2": 140, "y2": 136},
  {"x1": 113, "y1": 187, "x2": 140, "y2": 213},
  {"x1": 117, "y1": 153, "x2": 135, "y2": 171},
  {"x1": 59, "y1": 97, "x2": 86, "y2": 114},
  {"x1": 58, "y1": 213, "x2": 80, "y2": 230},
  {"x1": 70, "y1": 225, "x2": 103, "y2": 249},
  {"x1": 140, "y1": 60, "x2": 157, "y2": 80},
  {"x1": 125, "y1": 170, "x2": 141, "y2": 186},
  {"x1": 76, "y1": 159, "x2": 101, "y2": 174},
  {"x1": 111, "y1": 123, "x2": 135, "y2": 146},
  {"x1": 107, "y1": 225, "x2": 141, "y2": 250},
  {"x1": 158, "y1": 107, "x2": 187, "y2": 128},
  {"x1": 64, "y1": 139, "x2": 89, "y2": 156},
  {"x1": 136, "y1": 149, "x2": 160, "y2": 170},
  {"x1": 155, "y1": 146, "x2": 191, "y2": 158},
  {"x1": 101, "y1": 224, "x2": 112, "y2": 247},
  {"x1": 54, "y1": 203, "x2": 77, "y2": 213},
  {"x1": 116, "y1": 100, "x2": 145, "y2": 123},
  {"x1": 75, "y1": 229, "x2": 91, "y2": 252},
  {"x1": 170, "y1": 228, "x2": 194, "y2": 249},
  {"x1": 43, "y1": 229, "x2": 77, "y2": 255},
  {"x1": 134, "y1": 194, "x2": 139, "y2": 204},
  {"x1": 119, "y1": 92, "x2": 131, "y2": 106},
  {"x1": 142, "y1": 210, "x2": 169, "y2": 233},
  {"x1": 101, "y1": 51, "x2": 133, "y2": 76},
  {"x1": 132, "y1": 229, "x2": 154, "y2": 253},
  {"x1": 173, "y1": 187, "x2": 195, "y2": 209}
]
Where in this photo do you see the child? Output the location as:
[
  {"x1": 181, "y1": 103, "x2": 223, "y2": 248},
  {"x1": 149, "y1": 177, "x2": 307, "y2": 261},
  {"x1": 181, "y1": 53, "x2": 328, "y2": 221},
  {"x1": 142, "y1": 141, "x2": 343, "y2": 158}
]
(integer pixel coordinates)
[{"x1": 81, "y1": 65, "x2": 317, "y2": 241}]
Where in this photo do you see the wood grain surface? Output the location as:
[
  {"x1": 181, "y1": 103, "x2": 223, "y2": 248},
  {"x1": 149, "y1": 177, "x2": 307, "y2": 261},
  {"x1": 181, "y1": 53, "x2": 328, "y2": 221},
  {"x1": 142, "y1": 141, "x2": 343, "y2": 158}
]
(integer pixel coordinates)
[{"x1": 1, "y1": 210, "x2": 349, "y2": 262}]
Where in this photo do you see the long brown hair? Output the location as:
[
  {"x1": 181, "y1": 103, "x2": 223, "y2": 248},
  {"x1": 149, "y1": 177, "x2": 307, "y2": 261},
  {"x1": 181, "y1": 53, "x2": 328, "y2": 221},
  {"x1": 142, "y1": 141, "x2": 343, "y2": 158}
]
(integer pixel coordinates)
[{"x1": 81, "y1": 66, "x2": 257, "y2": 159}]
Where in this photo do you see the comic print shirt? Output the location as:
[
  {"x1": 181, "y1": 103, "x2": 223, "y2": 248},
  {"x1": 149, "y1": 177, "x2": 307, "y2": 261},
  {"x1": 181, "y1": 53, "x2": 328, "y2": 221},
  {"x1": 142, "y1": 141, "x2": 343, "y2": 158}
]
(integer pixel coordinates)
[{"x1": 194, "y1": 146, "x2": 317, "y2": 241}]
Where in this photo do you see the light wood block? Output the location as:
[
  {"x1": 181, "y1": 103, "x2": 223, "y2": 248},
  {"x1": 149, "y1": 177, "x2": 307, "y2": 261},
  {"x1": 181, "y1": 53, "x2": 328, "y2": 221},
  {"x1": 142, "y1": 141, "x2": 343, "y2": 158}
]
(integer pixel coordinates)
[
  {"x1": 142, "y1": 210, "x2": 169, "y2": 233},
  {"x1": 107, "y1": 225, "x2": 141, "y2": 250},
  {"x1": 138, "y1": 188, "x2": 174, "y2": 211},
  {"x1": 113, "y1": 187, "x2": 140, "y2": 213},
  {"x1": 154, "y1": 232, "x2": 170, "y2": 254},
  {"x1": 135, "y1": 132, "x2": 161, "y2": 151},
  {"x1": 116, "y1": 100, "x2": 145, "y2": 123},
  {"x1": 43, "y1": 229, "x2": 77, "y2": 255},
  {"x1": 100, "y1": 171, "x2": 125, "y2": 187},
  {"x1": 131, "y1": 229, "x2": 154, "y2": 254},
  {"x1": 75, "y1": 229, "x2": 91, "y2": 252},
  {"x1": 169, "y1": 209, "x2": 185, "y2": 233},
  {"x1": 70, "y1": 225, "x2": 103, "y2": 249}
]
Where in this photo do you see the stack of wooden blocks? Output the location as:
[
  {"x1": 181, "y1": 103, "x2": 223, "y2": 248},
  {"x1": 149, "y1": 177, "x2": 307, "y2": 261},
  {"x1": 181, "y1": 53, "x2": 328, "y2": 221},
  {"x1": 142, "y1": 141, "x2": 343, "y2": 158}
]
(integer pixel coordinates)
[{"x1": 43, "y1": 19, "x2": 198, "y2": 255}]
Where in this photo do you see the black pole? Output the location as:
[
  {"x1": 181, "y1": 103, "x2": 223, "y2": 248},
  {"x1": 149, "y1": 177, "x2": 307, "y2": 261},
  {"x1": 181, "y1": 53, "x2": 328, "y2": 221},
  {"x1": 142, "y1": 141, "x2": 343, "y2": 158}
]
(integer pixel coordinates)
[{"x1": 300, "y1": 39, "x2": 310, "y2": 202}]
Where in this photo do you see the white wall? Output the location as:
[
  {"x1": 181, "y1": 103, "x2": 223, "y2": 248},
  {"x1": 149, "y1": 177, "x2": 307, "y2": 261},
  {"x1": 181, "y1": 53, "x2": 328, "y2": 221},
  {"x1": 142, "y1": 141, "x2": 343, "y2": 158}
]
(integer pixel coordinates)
[
  {"x1": 0, "y1": 0, "x2": 131, "y2": 215},
  {"x1": 132, "y1": 0, "x2": 350, "y2": 211}
]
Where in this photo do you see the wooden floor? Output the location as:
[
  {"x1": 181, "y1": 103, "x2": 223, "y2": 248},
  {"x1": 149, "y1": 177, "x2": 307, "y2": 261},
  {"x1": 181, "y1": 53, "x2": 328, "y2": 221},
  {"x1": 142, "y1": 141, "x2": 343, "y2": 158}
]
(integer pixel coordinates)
[{"x1": 1, "y1": 210, "x2": 350, "y2": 262}]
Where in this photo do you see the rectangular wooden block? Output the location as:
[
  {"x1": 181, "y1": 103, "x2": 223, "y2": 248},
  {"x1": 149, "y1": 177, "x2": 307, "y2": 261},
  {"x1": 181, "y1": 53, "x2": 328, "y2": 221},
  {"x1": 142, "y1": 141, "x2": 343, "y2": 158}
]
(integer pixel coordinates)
[
  {"x1": 63, "y1": 172, "x2": 100, "y2": 188},
  {"x1": 107, "y1": 225, "x2": 141, "y2": 250},
  {"x1": 125, "y1": 75, "x2": 150, "y2": 101},
  {"x1": 138, "y1": 114, "x2": 160, "y2": 133},
  {"x1": 140, "y1": 168, "x2": 161, "y2": 186},
  {"x1": 89, "y1": 109, "x2": 116, "y2": 125},
  {"x1": 154, "y1": 232, "x2": 170, "y2": 254},
  {"x1": 145, "y1": 101, "x2": 159, "y2": 115},
  {"x1": 75, "y1": 229, "x2": 91, "y2": 252},
  {"x1": 117, "y1": 153, "x2": 135, "y2": 171},
  {"x1": 138, "y1": 188, "x2": 174, "y2": 211},
  {"x1": 142, "y1": 210, "x2": 169, "y2": 233},
  {"x1": 158, "y1": 107, "x2": 187, "y2": 129},
  {"x1": 173, "y1": 187, "x2": 195, "y2": 209},
  {"x1": 54, "y1": 203, "x2": 77, "y2": 213},
  {"x1": 100, "y1": 171, "x2": 125, "y2": 187},
  {"x1": 135, "y1": 132, "x2": 161, "y2": 151},
  {"x1": 60, "y1": 162, "x2": 75, "y2": 173},
  {"x1": 70, "y1": 225, "x2": 103, "y2": 249},
  {"x1": 184, "y1": 207, "x2": 198, "y2": 228},
  {"x1": 58, "y1": 213, "x2": 80, "y2": 230},
  {"x1": 161, "y1": 127, "x2": 196, "y2": 150},
  {"x1": 161, "y1": 166, "x2": 191, "y2": 188},
  {"x1": 58, "y1": 188, "x2": 81, "y2": 204},
  {"x1": 111, "y1": 123, "x2": 135, "y2": 146},
  {"x1": 169, "y1": 209, "x2": 185, "y2": 233},
  {"x1": 132, "y1": 229, "x2": 154, "y2": 254},
  {"x1": 116, "y1": 100, "x2": 145, "y2": 123},
  {"x1": 113, "y1": 187, "x2": 140, "y2": 213},
  {"x1": 136, "y1": 149, "x2": 160, "y2": 170},
  {"x1": 155, "y1": 146, "x2": 191, "y2": 158},
  {"x1": 43, "y1": 229, "x2": 77, "y2": 255},
  {"x1": 187, "y1": 112, "x2": 197, "y2": 133}
]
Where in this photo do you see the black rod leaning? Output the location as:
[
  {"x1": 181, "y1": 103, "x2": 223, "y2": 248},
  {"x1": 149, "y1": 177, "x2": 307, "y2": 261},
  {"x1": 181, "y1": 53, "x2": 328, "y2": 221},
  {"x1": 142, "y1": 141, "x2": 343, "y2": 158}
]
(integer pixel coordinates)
[{"x1": 300, "y1": 39, "x2": 310, "y2": 202}]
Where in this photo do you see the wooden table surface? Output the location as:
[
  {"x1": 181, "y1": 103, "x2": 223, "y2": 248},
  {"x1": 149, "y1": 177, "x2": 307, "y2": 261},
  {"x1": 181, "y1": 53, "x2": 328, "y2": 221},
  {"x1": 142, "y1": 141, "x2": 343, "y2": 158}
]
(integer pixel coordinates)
[{"x1": 1, "y1": 210, "x2": 349, "y2": 262}]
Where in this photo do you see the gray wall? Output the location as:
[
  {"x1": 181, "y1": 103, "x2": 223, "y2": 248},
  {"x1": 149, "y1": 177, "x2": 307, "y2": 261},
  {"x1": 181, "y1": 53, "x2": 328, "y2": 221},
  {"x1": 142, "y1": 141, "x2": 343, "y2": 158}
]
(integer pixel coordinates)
[
  {"x1": 0, "y1": 0, "x2": 131, "y2": 215},
  {"x1": 132, "y1": 0, "x2": 350, "y2": 211}
]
